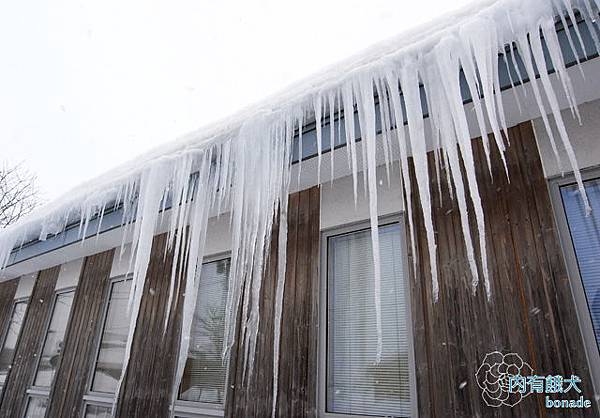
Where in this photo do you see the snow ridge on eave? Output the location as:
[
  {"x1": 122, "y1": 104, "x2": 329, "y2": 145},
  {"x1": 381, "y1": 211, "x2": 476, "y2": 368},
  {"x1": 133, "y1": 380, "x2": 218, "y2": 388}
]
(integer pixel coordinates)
[{"x1": 0, "y1": 0, "x2": 573, "y2": 249}]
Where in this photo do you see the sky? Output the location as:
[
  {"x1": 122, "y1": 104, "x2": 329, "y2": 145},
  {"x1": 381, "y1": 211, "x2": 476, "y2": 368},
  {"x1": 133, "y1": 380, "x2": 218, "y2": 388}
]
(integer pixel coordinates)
[{"x1": 0, "y1": 0, "x2": 474, "y2": 201}]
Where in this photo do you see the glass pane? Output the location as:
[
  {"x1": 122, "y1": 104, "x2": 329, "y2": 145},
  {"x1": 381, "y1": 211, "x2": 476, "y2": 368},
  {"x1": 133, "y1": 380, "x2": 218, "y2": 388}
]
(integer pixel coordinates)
[
  {"x1": 24, "y1": 396, "x2": 48, "y2": 418},
  {"x1": 0, "y1": 301, "x2": 28, "y2": 392},
  {"x1": 34, "y1": 291, "x2": 75, "y2": 387},
  {"x1": 179, "y1": 258, "x2": 230, "y2": 404},
  {"x1": 561, "y1": 179, "x2": 600, "y2": 349},
  {"x1": 91, "y1": 279, "x2": 132, "y2": 393},
  {"x1": 327, "y1": 224, "x2": 411, "y2": 416},
  {"x1": 84, "y1": 403, "x2": 112, "y2": 418}
]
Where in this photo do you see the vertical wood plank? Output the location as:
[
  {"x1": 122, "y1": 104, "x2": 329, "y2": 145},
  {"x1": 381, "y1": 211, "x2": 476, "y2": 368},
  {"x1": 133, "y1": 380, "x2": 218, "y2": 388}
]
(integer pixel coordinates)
[
  {"x1": 0, "y1": 279, "x2": 19, "y2": 348},
  {"x1": 225, "y1": 186, "x2": 320, "y2": 417},
  {"x1": 0, "y1": 266, "x2": 59, "y2": 417},
  {"x1": 115, "y1": 233, "x2": 183, "y2": 417},
  {"x1": 408, "y1": 122, "x2": 598, "y2": 417},
  {"x1": 46, "y1": 249, "x2": 115, "y2": 418}
]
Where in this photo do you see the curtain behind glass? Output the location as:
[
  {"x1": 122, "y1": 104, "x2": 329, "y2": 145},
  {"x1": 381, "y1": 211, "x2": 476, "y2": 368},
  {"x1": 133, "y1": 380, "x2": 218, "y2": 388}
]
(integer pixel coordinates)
[
  {"x1": 179, "y1": 258, "x2": 230, "y2": 405},
  {"x1": 327, "y1": 223, "x2": 411, "y2": 417},
  {"x1": 561, "y1": 179, "x2": 600, "y2": 350}
]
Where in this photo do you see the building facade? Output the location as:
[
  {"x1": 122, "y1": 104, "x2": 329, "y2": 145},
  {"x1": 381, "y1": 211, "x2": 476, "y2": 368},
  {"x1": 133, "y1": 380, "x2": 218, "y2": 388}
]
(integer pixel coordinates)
[{"x1": 1, "y1": 4, "x2": 600, "y2": 418}]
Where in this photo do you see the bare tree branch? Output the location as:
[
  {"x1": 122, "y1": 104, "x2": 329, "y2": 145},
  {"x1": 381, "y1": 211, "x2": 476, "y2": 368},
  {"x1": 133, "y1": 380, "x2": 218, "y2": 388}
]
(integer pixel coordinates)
[{"x1": 0, "y1": 162, "x2": 41, "y2": 228}]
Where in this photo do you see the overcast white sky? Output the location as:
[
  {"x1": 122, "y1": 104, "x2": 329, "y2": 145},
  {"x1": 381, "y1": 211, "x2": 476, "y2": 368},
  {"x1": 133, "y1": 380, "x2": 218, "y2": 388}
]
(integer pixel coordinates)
[{"x1": 0, "y1": 0, "x2": 474, "y2": 201}]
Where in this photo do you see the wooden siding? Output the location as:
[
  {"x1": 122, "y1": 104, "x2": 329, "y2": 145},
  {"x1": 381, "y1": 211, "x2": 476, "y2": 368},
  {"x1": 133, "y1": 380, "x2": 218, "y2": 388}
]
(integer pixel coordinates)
[
  {"x1": 408, "y1": 121, "x2": 597, "y2": 417},
  {"x1": 225, "y1": 186, "x2": 320, "y2": 418},
  {"x1": 0, "y1": 267, "x2": 59, "y2": 417},
  {"x1": 0, "y1": 279, "x2": 19, "y2": 349},
  {"x1": 115, "y1": 233, "x2": 183, "y2": 417},
  {"x1": 46, "y1": 249, "x2": 115, "y2": 418}
]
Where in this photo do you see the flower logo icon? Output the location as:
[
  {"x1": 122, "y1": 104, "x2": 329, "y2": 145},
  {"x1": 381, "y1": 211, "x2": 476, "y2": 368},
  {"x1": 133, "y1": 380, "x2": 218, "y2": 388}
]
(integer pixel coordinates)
[{"x1": 476, "y1": 351, "x2": 533, "y2": 407}]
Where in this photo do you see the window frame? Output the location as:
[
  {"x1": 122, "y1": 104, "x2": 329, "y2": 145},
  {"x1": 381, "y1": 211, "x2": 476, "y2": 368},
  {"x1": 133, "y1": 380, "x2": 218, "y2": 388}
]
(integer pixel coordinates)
[
  {"x1": 28, "y1": 286, "x2": 77, "y2": 393},
  {"x1": 0, "y1": 297, "x2": 29, "y2": 396},
  {"x1": 23, "y1": 286, "x2": 76, "y2": 417},
  {"x1": 549, "y1": 166, "x2": 600, "y2": 395},
  {"x1": 171, "y1": 251, "x2": 231, "y2": 418},
  {"x1": 23, "y1": 391, "x2": 49, "y2": 418},
  {"x1": 82, "y1": 274, "x2": 132, "y2": 414},
  {"x1": 318, "y1": 215, "x2": 417, "y2": 418}
]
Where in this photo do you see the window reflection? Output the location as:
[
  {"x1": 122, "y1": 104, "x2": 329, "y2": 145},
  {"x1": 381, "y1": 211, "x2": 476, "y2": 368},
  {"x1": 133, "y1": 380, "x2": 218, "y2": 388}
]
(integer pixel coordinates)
[
  {"x1": 84, "y1": 403, "x2": 112, "y2": 418},
  {"x1": 0, "y1": 301, "x2": 27, "y2": 393},
  {"x1": 91, "y1": 279, "x2": 132, "y2": 393},
  {"x1": 24, "y1": 396, "x2": 47, "y2": 418},
  {"x1": 33, "y1": 291, "x2": 74, "y2": 387}
]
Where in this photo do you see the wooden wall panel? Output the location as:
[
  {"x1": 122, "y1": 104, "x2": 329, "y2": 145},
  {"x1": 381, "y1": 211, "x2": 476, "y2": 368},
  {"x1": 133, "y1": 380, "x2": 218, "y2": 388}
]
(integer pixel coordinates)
[
  {"x1": 225, "y1": 185, "x2": 320, "y2": 418},
  {"x1": 0, "y1": 266, "x2": 59, "y2": 417},
  {"x1": 46, "y1": 249, "x2": 115, "y2": 418},
  {"x1": 115, "y1": 233, "x2": 183, "y2": 417},
  {"x1": 0, "y1": 279, "x2": 19, "y2": 347},
  {"x1": 408, "y1": 122, "x2": 597, "y2": 417}
]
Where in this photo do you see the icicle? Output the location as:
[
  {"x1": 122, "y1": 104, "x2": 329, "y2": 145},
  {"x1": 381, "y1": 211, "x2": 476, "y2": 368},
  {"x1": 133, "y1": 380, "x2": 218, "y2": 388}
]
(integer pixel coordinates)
[
  {"x1": 516, "y1": 34, "x2": 564, "y2": 173},
  {"x1": 528, "y1": 29, "x2": 591, "y2": 213},
  {"x1": 314, "y1": 96, "x2": 323, "y2": 184},
  {"x1": 460, "y1": 18, "x2": 509, "y2": 178},
  {"x1": 500, "y1": 48, "x2": 523, "y2": 115},
  {"x1": 384, "y1": 68, "x2": 418, "y2": 273},
  {"x1": 271, "y1": 118, "x2": 293, "y2": 418},
  {"x1": 399, "y1": 59, "x2": 439, "y2": 301},
  {"x1": 374, "y1": 78, "x2": 392, "y2": 186},
  {"x1": 341, "y1": 82, "x2": 359, "y2": 205},
  {"x1": 355, "y1": 74, "x2": 383, "y2": 363},
  {"x1": 328, "y1": 92, "x2": 336, "y2": 184},
  {"x1": 433, "y1": 36, "x2": 490, "y2": 297},
  {"x1": 114, "y1": 160, "x2": 172, "y2": 412}
]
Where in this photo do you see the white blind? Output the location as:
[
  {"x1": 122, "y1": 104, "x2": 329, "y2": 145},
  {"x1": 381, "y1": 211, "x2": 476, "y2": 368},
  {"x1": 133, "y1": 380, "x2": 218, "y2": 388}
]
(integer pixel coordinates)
[
  {"x1": 327, "y1": 223, "x2": 411, "y2": 417},
  {"x1": 561, "y1": 179, "x2": 600, "y2": 349},
  {"x1": 179, "y1": 258, "x2": 230, "y2": 405}
]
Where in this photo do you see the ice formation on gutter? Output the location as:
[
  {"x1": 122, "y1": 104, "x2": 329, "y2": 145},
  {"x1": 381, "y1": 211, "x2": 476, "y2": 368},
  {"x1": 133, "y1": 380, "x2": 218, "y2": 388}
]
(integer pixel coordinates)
[{"x1": 0, "y1": 0, "x2": 597, "y2": 414}]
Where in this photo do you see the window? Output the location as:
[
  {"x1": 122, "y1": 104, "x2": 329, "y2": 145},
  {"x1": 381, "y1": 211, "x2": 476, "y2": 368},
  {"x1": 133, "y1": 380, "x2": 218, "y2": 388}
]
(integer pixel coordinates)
[
  {"x1": 175, "y1": 257, "x2": 230, "y2": 416},
  {"x1": 23, "y1": 395, "x2": 48, "y2": 418},
  {"x1": 33, "y1": 290, "x2": 75, "y2": 387},
  {"x1": 560, "y1": 178, "x2": 600, "y2": 349},
  {"x1": 323, "y1": 222, "x2": 412, "y2": 417},
  {"x1": 0, "y1": 300, "x2": 28, "y2": 395},
  {"x1": 90, "y1": 278, "x2": 132, "y2": 394},
  {"x1": 552, "y1": 171, "x2": 600, "y2": 393},
  {"x1": 23, "y1": 289, "x2": 75, "y2": 415},
  {"x1": 83, "y1": 277, "x2": 132, "y2": 413},
  {"x1": 83, "y1": 403, "x2": 112, "y2": 417}
]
